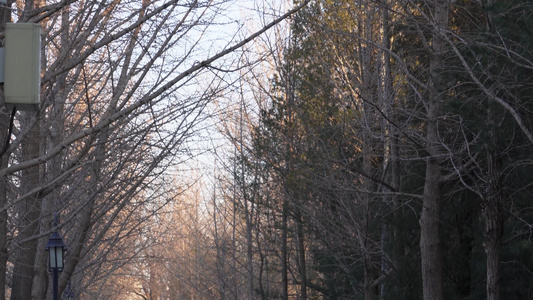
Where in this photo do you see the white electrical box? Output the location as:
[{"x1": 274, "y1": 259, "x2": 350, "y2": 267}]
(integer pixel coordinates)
[{"x1": 4, "y1": 23, "x2": 41, "y2": 111}]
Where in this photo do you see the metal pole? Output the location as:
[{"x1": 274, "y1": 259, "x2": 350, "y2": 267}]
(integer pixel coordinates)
[{"x1": 53, "y1": 268, "x2": 59, "y2": 300}]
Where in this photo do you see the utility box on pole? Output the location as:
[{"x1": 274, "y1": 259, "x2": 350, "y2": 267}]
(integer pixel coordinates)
[{"x1": 4, "y1": 23, "x2": 41, "y2": 111}]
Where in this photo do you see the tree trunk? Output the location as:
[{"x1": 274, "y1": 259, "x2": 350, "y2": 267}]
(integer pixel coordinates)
[
  {"x1": 379, "y1": 1, "x2": 397, "y2": 297},
  {"x1": 32, "y1": 5, "x2": 70, "y2": 297},
  {"x1": 0, "y1": 146, "x2": 8, "y2": 300},
  {"x1": 295, "y1": 208, "x2": 307, "y2": 300},
  {"x1": 419, "y1": 1, "x2": 449, "y2": 300},
  {"x1": 484, "y1": 193, "x2": 502, "y2": 300},
  {"x1": 0, "y1": 3, "x2": 15, "y2": 297},
  {"x1": 419, "y1": 153, "x2": 443, "y2": 300},
  {"x1": 281, "y1": 199, "x2": 289, "y2": 300},
  {"x1": 482, "y1": 2, "x2": 502, "y2": 298},
  {"x1": 360, "y1": 4, "x2": 379, "y2": 298},
  {"x1": 0, "y1": 4, "x2": 11, "y2": 297},
  {"x1": 484, "y1": 103, "x2": 503, "y2": 300},
  {"x1": 245, "y1": 205, "x2": 254, "y2": 300},
  {"x1": 11, "y1": 113, "x2": 41, "y2": 300},
  {"x1": 0, "y1": 117, "x2": 9, "y2": 299}
]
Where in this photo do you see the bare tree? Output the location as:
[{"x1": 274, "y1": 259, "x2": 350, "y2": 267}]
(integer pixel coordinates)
[{"x1": 0, "y1": 0, "x2": 310, "y2": 298}]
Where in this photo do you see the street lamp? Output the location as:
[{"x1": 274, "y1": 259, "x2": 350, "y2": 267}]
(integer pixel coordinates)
[
  {"x1": 46, "y1": 215, "x2": 65, "y2": 300},
  {"x1": 46, "y1": 230, "x2": 65, "y2": 271}
]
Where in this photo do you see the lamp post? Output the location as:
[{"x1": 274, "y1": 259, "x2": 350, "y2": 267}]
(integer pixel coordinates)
[{"x1": 46, "y1": 215, "x2": 65, "y2": 300}]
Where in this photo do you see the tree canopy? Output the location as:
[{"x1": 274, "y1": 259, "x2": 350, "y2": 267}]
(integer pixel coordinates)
[{"x1": 0, "y1": 0, "x2": 532, "y2": 299}]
